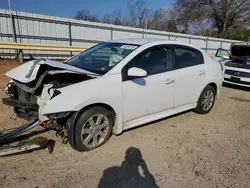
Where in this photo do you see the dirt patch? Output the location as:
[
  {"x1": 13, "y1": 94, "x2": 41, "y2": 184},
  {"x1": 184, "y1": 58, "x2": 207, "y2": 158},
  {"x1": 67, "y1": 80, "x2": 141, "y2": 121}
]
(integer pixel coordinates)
[
  {"x1": 0, "y1": 60, "x2": 23, "y2": 84},
  {"x1": 0, "y1": 85, "x2": 250, "y2": 188},
  {"x1": 230, "y1": 96, "x2": 250, "y2": 103}
]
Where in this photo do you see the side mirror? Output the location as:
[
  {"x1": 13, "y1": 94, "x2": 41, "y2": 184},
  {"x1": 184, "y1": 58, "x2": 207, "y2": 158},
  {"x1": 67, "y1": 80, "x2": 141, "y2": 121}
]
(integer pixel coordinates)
[
  {"x1": 222, "y1": 55, "x2": 230, "y2": 60},
  {"x1": 127, "y1": 67, "x2": 147, "y2": 78}
]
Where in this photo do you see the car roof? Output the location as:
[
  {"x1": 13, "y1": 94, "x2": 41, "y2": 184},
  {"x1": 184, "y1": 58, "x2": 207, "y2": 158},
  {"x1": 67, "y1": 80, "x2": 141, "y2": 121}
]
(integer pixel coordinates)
[
  {"x1": 109, "y1": 38, "x2": 200, "y2": 49},
  {"x1": 109, "y1": 38, "x2": 162, "y2": 45}
]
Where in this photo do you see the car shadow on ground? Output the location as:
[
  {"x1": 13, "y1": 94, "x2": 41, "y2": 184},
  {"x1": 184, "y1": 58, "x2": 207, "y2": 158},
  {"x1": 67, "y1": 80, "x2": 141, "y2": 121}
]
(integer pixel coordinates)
[{"x1": 98, "y1": 147, "x2": 159, "y2": 188}]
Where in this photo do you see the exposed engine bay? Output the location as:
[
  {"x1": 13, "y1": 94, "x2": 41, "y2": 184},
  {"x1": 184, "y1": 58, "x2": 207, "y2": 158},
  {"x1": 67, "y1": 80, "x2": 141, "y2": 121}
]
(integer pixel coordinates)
[
  {"x1": 3, "y1": 59, "x2": 97, "y2": 121},
  {"x1": 224, "y1": 43, "x2": 250, "y2": 69},
  {"x1": 225, "y1": 58, "x2": 250, "y2": 69}
]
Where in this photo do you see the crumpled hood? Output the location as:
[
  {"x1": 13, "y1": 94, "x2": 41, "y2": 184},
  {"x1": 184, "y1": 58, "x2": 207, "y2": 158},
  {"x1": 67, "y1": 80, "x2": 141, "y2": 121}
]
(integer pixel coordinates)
[{"x1": 5, "y1": 59, "x2": 98, "y2": 83}]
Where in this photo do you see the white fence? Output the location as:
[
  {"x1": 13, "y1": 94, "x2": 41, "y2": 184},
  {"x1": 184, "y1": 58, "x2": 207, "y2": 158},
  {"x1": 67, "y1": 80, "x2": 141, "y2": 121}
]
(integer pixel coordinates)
[{"x1": 0, "y1": 9, "x2": 240, "y2": 59}]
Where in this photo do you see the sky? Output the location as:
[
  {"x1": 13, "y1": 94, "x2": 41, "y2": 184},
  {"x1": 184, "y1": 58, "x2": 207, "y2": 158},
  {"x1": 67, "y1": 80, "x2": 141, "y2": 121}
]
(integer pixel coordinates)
[{"x1": 0, "y1": 0, "x2": 174, "y2": 18}]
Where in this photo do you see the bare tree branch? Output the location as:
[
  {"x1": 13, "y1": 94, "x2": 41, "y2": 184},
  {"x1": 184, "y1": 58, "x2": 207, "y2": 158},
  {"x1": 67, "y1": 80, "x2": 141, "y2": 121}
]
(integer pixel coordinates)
[
  {"x1": 74, "y1": 9, "x2": 99, "y2": 22},
  {"x1": 172, "y1": 0, "x2": 250, "y2": 37}
]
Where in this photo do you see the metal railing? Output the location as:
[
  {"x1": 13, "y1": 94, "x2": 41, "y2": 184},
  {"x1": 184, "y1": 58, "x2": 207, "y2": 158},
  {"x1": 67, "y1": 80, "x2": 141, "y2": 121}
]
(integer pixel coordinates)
[
  {"x1": 0, "y1": 42, "x2": 86, "y2": 61},
  {"x1": 0, "y1": 9, "x2": 241, "y2": 60},
  {"x1": 0, "y1": 42, "x2": 86, "y2": 51}
]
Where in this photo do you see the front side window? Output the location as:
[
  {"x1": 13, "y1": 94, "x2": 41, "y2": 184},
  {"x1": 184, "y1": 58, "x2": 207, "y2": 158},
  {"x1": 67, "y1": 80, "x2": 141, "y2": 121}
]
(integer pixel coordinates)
[
  {"x1": 67, "y1": 42, "x2": 139, "y2": 74},
  {"x1": 174, "y1": 46, "x2": 203, "y2": 69},
  {"x1": 123, "y1": 46, "x2": 172, "y2": 78}
]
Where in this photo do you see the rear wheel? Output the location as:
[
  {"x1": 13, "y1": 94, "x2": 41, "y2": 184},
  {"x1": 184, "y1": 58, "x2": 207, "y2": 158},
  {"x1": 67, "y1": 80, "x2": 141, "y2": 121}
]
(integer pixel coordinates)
[
  {"x1": 73, "y1": 107, "x2": 114, "y2": 152},
  {"x1": 196, "y1": 85, "x2": 216, "y2": 114}
]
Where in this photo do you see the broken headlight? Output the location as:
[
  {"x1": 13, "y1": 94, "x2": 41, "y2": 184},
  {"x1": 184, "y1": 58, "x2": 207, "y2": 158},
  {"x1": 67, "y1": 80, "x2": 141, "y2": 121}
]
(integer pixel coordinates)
[{"x1": 5, "y1": 80, "x2": 17, "y2": 98}]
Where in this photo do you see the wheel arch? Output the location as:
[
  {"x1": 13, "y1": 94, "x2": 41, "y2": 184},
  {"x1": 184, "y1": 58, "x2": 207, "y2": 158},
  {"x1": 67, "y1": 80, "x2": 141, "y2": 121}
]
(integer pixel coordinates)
[
  {"x1": 196, "y1": 82, "x2": 219, "y2": 105},
  {"x1": 195, "y1": 82, "x2": 217, "y2": 114},
  {"x1": 207, "y1": 82, "x2": 218, "y2": 95},
  {"x1": 67, "y1": 102, "x2": 121, "y2": 150},
  {"x1": 77, "y1": 103, "x2": 116, "y2": 119}
]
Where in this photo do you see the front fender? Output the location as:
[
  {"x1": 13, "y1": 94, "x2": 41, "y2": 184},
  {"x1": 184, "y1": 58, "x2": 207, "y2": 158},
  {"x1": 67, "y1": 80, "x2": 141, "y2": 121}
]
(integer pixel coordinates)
[
  {"x1": 42, "y1": 76, "x2": 124, "y2": 135},
  {"x1": 42, "y1": 93, "x2": 122, "y2": 116},
  {"x1": 42, "y1": 74, "x2": 123, "y2": 117}
]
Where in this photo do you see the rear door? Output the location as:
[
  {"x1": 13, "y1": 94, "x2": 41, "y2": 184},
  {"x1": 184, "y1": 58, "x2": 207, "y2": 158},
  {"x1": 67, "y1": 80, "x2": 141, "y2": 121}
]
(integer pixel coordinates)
[{"x1": 172, "y1": 45, "x2": 207, "y2": 108}]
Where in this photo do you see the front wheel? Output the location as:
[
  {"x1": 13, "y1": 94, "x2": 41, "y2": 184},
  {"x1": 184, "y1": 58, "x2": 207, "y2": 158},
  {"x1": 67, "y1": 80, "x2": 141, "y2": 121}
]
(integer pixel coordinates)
[
  {"x1": 73, "y1": 106, "x2": 114, "y2": 152},
  {"x1": 195, "y1": 85, "x2": 216, "y2": 114}
]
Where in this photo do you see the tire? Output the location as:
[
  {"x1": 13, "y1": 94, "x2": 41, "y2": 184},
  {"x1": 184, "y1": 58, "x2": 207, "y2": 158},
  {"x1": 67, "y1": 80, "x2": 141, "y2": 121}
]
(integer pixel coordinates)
[
  {"x1": 73, "y1": 106, "x2": 114, "y2": 152},
  {"x1": 195, "y1": 85, "x2": 216, "y2": 114}
]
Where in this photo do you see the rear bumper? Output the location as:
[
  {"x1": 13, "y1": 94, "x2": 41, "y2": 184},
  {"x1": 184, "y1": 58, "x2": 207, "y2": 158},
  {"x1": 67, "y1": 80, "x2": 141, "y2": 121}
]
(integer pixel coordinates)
[{"x1": 2, "y1": 97, "x2": 39, "y2": 120}]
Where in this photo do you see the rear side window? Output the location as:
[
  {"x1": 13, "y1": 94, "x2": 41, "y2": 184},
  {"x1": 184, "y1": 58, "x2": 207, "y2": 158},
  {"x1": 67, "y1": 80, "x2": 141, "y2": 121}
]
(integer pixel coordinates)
[{"x1": 173, "y1": 46, "x2": 203, "y2": 69}]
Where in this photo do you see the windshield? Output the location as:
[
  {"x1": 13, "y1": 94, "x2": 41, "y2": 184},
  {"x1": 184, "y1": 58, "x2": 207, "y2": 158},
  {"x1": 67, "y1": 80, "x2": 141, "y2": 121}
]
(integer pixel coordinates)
[{"x1": 67, "y1": 42, "x2": 139, "y2": 74}]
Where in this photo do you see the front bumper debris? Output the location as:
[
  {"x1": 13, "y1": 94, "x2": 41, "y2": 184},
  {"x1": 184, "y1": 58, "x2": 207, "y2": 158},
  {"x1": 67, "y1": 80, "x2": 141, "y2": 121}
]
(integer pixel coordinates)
[
  {"x1": 0, "y1": 119, "x2": 52, "y2": 156},
  {"x1": 2, "y1": 97, "x2": 39, "y2": 120},
  {"x1": 2, "y1": 97, "x2": 39, "y2": 111},
  {"x1": 0, "y1": 137, "x2": 49, "y2": 157}
]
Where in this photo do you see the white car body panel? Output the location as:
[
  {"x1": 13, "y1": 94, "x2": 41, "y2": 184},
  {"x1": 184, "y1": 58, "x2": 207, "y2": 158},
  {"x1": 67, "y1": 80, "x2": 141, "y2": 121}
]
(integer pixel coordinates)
[
  {"x1": 122, "y1": 71, "x2": 175, "y2": 123},
  {"x1": 123, "y1": 104, "x2": 197, "y2": 130},
  {"x1": 5, "y1": 39, "x2": 222, "y2": 135},
  {"x1": 43, "y1": 75, "x2": 123, "y2": 115},
  {"x1": 172, "y1": 64, "x2": 206, "y2": 107}
]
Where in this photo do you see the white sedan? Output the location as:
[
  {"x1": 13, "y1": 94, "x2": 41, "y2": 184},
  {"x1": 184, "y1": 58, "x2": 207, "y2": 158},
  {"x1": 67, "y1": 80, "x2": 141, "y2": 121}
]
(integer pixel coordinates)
[{"x1": 3, "y1": 39, "x2": 222, "y2": 151}]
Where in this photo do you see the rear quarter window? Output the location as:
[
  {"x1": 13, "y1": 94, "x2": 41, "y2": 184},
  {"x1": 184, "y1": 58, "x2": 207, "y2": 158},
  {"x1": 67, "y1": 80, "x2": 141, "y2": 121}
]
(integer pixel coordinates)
[{"x1": 173, "y1": 46, "x2": 204, "y2": 69}]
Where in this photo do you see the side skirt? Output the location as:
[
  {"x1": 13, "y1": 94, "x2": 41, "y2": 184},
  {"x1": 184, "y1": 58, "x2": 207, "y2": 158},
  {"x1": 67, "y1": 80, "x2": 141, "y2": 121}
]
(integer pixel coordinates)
[{"x1": 123, "y1": 104, "x2": 197, "y2": 131}]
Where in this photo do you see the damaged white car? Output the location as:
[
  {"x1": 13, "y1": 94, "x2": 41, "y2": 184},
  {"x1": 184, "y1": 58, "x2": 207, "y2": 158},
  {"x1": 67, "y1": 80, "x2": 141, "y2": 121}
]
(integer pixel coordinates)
[
  {"x1": 215, "y1": 42, "x2": 250, "y2": 87},
  {"x1": 3, "y1": 39, "x2": 222, "y2": 151}
]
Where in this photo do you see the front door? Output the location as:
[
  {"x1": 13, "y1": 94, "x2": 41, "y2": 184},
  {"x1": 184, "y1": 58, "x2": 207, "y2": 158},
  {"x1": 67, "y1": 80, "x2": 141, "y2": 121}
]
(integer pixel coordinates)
[{"x1": 122, "y1": 46, "x2": 175, "y2": 123}]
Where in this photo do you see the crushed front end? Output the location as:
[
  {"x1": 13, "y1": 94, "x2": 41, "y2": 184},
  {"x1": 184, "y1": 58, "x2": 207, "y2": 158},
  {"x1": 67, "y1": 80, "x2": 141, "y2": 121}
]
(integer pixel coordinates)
[
  {"x1": 3, "y1": 80, "x2": 39, "y2": 120},
  {"x1": 2, "y1": 59, "x2": 97, "y2": 121},
  {"x1": 0, "y1": 59, "x2": 98, "y2": 155}
]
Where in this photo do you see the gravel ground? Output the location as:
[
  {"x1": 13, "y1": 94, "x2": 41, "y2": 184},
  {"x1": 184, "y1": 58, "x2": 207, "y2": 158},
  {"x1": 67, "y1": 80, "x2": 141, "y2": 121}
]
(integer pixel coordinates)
[
  {"x1": 0, "y1": 77, "x2": 250, "y2": 187},
  {"x1": 0, "y1": 60, "x2": 22, "y2": 84}
]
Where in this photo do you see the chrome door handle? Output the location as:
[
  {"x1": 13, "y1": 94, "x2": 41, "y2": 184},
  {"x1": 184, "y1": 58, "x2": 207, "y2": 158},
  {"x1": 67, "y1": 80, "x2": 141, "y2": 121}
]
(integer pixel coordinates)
[
  {"x1": 199, "y1": 70, "x2": 206, "y2": 75},
  {"x1": 165, "y1": 79, "x2": 175, "y2": 84}
]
